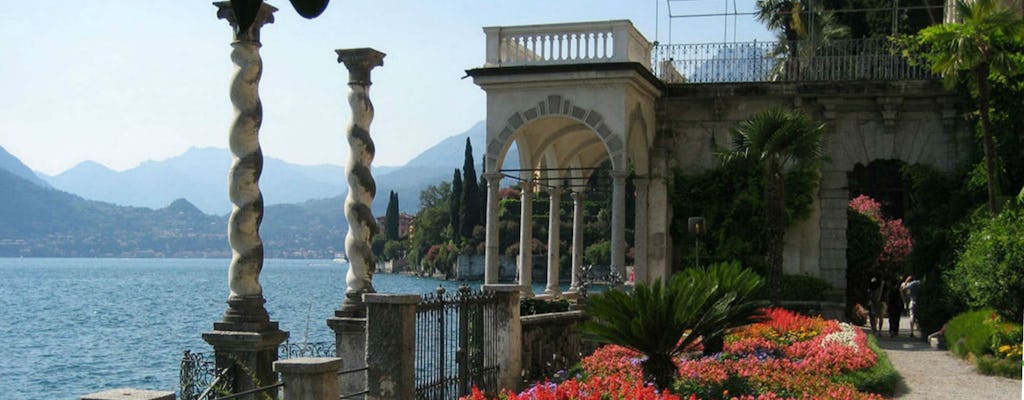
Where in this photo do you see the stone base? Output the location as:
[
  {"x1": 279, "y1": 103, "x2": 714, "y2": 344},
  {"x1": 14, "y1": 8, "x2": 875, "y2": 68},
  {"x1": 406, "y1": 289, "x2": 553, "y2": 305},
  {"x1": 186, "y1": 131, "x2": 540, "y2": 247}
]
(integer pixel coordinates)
[
  {"x1": 327, "y1": 314, "x2": 367, "y2": 400},
  {"x1": 203, "y1": 323, "x2": 289, "y2": 400},
  {"x1": 81, "y1": 389, "x2": 174, "y2": 400},
  {"x1": 215, "y1": 295, "x2": 274, "y2": 332}
]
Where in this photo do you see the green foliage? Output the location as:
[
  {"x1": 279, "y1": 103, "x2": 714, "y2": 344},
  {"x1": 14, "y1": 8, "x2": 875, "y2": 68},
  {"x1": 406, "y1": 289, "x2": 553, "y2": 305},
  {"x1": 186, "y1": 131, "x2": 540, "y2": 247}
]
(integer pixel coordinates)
[
  {"x1": 718, "y1": 108, "x2": 826, "y2": 305},
  {"x1": 780, "y1": 274, "x2": 833, "y2": 301},
  {"x1": 409, "y1": 182, "x2": 452, "y2": 267},
  {"x1": 582, "y1": 262, "x2": 764, "y2": 389},
  {"x1": 520, "y1": 298, "x2": 571, "y2": 316},
  {"x1": 460, "y1": 138, "x2": 483, "y2": 240},
  {"x1": 584, "y1": 240, "x2": 610, "y2": 266},
  {"x1": 833, "y1": 335, "x2": 903, "y2": 396},
  {"x1": 384, "y1": 191, "x2": 400, "y2": 240},
  {"x1": 946, "y1": 208, "x2": 1024, "y2": 322},
  {"x1": 945, "y1": 308, "x2": 1023, "y2": 379},
  {"x1": 845, "y1": 209, "x2": 884, "y2": 315},
  {"x1": 450, "y1": 169, "x2": 463, "y2": 242},
  {"x1": 382, "y1": 240, "x2": 405, "y2": 261},
  {"x1": 945, "y1": 309, "x2": 998, "y2": 358}
]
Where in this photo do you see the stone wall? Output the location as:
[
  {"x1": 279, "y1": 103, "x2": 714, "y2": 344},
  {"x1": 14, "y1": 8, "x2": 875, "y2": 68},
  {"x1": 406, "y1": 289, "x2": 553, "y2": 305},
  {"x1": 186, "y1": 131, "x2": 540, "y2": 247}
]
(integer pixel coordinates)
[
  {"x1": 658, "y1": 80, "x2": 966, "y2": 289},
  {"x1": 520, "y1": 310, "x2": 593, "y2": 383}
]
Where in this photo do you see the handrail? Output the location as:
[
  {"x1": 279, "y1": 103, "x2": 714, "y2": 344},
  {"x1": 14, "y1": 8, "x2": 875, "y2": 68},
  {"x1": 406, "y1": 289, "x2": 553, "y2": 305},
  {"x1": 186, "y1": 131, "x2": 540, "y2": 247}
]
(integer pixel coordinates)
[
  {"x1": 339, "y1": 389, "x2": 370, "y2": 399},
  {"x1": 211, "y1": 382, "x2": 284, "y2": 400},
  {"x1": 197, "y1": 367, "x2": 231, "y2": 400}
]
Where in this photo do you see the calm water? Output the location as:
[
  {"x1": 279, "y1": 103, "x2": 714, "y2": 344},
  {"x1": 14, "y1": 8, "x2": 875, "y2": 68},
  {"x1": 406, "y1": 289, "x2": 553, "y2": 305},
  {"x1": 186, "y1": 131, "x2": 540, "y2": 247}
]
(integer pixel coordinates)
[{"x1": 0, "y1": 258, "x2": 496, "y2": 400}]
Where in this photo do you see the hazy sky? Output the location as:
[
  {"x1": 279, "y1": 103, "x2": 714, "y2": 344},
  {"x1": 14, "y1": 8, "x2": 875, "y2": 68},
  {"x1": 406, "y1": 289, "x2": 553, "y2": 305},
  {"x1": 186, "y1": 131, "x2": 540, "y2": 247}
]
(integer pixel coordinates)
[{"x1": 0, "y1": 1, "x2": 772, "y2": 175}]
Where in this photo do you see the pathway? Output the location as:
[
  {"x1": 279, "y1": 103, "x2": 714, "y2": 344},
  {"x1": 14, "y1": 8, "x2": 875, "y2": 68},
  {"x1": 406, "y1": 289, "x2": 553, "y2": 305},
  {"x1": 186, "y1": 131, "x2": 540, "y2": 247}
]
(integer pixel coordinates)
[{"x1": 869, "y1": 316, "x2": 1021, "y2": 400}]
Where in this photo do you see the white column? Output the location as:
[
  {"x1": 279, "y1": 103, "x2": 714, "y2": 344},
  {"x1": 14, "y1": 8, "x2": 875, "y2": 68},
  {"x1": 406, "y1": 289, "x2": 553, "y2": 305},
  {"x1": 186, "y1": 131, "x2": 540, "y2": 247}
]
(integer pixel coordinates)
[
  {"x1": 518, "y1": 180, "x2": 534, "y2": 297},
  {"x1": 483, "y1": 172, "x2": 502, "y2": 284},
  {"x1": 633, "y1": 177, "x2": 649, "y2": 285},
  {"x1": 610, "y1": 171, "x2": 628, "y2": 282},
  {"x1": 544, "y1": 186, "x2": 562, "y2": 297},
  {"x1": 336, "y1": 48, "x2": 386, "y2": 316},
  {"x1": 567, "y1": 191, "x2": 585, "y2": 293},
  {"x1": 214, "y1": 0, "x2": 277, "y2": 326}
]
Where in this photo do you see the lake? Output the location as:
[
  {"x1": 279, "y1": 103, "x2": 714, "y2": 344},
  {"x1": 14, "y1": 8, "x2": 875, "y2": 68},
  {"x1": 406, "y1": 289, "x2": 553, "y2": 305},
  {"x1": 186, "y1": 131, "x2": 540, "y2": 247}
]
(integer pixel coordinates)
[{"x1": 0, "y1": 258, "x2": 524, "y2": 400}]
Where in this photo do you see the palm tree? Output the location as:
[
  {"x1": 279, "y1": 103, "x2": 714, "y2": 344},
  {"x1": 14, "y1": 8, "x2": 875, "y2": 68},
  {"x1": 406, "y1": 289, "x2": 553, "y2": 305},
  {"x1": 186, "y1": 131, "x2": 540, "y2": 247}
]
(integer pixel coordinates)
[
  {"x1": 720, "y1": 109, "x2": 826, "y2": 305},
  {"x1": 582, "y1": 262, "x2": 764, "y2": 390},
  {"x1": 757, "y1": 0, "x2": 807, "y2": 76},
  {"x1": 904, "y1": 0, "x2": 1023, "y2": 213},
  {"x1": 767, "y1": 3, "x2": 851, "y2": 80}
]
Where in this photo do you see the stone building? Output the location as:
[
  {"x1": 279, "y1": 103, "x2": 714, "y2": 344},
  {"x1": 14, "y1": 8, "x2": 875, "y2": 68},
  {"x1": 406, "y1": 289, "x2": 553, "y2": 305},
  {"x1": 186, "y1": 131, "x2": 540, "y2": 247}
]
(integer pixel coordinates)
[{"x1": 466, "y1": 20, "x2": 967, "y2": 293}]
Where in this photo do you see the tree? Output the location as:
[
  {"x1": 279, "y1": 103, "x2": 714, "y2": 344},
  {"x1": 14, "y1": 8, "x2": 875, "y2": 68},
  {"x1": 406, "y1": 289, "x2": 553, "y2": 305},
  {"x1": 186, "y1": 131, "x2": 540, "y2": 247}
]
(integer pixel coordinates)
[
  {"x1": 384, "y1": 191, "x2": 399, "y2": 241},
  {"x1": 720, "y1": 108, "x2": 826, "y2": 305},
  {"x1": 460, "y1": 138, "x2": 482, "y2": 239},
  {"x1": 902, "y1": 0, "x2": 1024, "y2": 213},
  {"x1": 757, "y1": 0, "x2": 807, "y2": 74},
  {"x1": 450, "y1": 169, "x2": 463, "y2": 242}
]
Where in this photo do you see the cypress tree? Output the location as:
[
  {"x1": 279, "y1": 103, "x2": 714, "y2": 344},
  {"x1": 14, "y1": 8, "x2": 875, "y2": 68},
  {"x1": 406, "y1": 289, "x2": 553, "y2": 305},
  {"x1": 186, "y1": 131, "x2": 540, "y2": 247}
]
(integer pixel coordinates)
[
  {"x1": 450, "y1": 169, "x2": 463, "y2": 241},
  {"x1": 385, "y1": 191, "x2": 400, "y2": 240},
  {"x1": 460, "y1": 138, "x2": 482, "y2": 238}
]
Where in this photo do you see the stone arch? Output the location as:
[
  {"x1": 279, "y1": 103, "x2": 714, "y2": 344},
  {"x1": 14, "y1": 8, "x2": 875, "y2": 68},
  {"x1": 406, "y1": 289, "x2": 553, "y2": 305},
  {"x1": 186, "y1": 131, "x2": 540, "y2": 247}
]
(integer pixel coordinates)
[{"x1": 485, "y1": 94, "x2": 626, "y2": 174}]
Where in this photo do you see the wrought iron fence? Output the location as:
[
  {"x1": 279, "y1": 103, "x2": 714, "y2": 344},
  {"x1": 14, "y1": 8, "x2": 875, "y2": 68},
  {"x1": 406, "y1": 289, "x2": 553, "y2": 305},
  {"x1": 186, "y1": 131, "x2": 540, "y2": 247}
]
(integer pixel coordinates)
[
  {"x1": 180, "y1": 340, "x2": 337, "y2": 400},
  {"x1": 414, "y1": 285, "x2": 501, "y2": 400},
  {"x1": 652, "y1": 37, "x2": 934, "y2": 83}
]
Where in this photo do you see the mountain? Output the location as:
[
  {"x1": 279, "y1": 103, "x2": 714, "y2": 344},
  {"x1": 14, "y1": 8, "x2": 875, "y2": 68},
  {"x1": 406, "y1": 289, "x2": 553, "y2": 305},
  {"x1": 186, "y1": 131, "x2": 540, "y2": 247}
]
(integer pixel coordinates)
[
  {"x1": 0, "y1": 168, "x2": 227, "y2": 257},
  {"x1": 0, "y1": 146, "x2": 51, "y2": 188},
  {"x1": 0, "y1": 120, "x2": 522, "y2": 257},
  {"x1": 43, "y1": 147, "x2": 348, "y2": 215}
]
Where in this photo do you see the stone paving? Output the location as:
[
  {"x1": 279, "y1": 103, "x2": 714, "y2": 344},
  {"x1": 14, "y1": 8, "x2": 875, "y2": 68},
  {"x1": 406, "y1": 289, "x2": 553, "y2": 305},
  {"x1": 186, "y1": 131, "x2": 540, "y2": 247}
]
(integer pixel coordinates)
[{"x1": 869, "y1": 316, "x2": 1022, "y2": 400}]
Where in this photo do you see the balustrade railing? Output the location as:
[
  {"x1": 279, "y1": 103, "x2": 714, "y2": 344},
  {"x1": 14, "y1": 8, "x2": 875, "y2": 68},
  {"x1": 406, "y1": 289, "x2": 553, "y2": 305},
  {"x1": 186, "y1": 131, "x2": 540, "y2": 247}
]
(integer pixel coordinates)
[
  {"x1": 484, "y1": 20, "x2": 651, "y2": 68},
  {"x1": 652, "y1": 37, "x2": 935, "y2": 83}
]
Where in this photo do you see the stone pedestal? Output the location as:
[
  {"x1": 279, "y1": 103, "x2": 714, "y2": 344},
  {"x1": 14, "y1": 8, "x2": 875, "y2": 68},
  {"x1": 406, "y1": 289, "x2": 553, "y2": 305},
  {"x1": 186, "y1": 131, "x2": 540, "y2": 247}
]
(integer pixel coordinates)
[
  {"x1": 364, "y1": 294, "x2": 420, "y2": 400},
  {"x1": 482, "y1": 284, "x2": 522, "y2": 392},
  {"x1": 203, "y1": 326, "x2": 288, "y2": 400},
  {"x1": 274, "y1": 358, "x2": 344, "y2": 400},
  {"x1": 81, "y1": 389, "x2": 174, "y2": 400},
  {"x1": 327, "y1": 314, "x2": 367, "y2": 400}
]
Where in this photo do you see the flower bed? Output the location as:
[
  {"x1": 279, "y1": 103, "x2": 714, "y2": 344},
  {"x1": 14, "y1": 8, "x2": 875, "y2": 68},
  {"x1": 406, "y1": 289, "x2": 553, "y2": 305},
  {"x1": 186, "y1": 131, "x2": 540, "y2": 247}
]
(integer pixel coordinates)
[{"x1": 463, "y1": 308, "x2": 894, "y2": 400}]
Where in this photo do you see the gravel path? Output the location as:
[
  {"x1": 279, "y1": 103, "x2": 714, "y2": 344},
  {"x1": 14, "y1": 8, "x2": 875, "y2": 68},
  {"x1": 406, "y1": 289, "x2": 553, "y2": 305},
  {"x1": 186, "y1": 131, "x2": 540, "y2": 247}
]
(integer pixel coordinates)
[{"x1": 869, "y1": 316, "x2": 1022, "y2": 400}]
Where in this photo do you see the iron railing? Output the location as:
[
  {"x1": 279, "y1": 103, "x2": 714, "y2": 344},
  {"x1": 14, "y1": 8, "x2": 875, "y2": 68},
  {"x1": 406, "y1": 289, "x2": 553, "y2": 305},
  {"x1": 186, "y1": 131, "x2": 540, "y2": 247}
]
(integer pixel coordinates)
[
  {"x1": 180, "y1": 340, "x2": 338, "y2": 400},
  {"x1": 414, "y1": 285, "x2": 500, "y2": 400},
  {"x1": 652, "y1": 37, "x2": 934, "y2": 83}
]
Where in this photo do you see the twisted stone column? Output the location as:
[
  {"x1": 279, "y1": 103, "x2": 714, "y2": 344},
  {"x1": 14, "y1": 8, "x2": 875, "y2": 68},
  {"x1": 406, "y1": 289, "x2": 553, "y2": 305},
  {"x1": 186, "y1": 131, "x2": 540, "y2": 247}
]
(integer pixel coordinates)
[
  {"x1": 213, "y1": 0, "x2": 277, "y2": 329},
  {"x1": 336, "y1": 48, "x2": 386, "y2": 316},
  {"x1": 544, "y1": 186, "x2": 562, "y2": 297},
  {"x1": 483, "y1": 172, "x2": 502, "y2": 284},
  {"x1": 205, "y1": 5, "x2": 287, "y2": 400}
]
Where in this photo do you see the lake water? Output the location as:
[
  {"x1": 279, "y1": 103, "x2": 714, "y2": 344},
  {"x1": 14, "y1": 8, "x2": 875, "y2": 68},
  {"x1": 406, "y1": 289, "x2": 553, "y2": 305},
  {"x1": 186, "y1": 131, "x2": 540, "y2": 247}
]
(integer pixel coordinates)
[{"x1": 0, "y1": 258, "x2": 527, "y2": 400}]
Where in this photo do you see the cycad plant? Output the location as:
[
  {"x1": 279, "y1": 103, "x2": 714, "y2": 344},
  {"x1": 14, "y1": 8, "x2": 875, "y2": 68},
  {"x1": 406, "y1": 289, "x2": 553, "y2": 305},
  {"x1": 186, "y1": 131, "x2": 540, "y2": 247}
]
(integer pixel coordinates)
[{"x1": 582, "y1": 262, "x2": 765, "y2": 390}]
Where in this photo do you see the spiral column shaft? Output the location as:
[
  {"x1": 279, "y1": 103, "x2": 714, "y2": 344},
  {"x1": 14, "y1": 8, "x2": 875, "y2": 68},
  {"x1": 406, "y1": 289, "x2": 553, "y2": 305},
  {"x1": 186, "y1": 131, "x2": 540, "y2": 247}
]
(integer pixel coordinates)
[{"x1": 336, "y1": 48, "x2": 385, "y2": 316}]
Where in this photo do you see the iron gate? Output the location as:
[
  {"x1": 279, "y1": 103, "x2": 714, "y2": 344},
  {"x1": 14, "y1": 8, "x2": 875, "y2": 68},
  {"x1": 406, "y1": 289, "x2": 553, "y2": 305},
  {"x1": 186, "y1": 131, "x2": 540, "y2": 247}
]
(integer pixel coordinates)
[{"x1": 414, "y1": 285, "x2": 500, "y2": 399}]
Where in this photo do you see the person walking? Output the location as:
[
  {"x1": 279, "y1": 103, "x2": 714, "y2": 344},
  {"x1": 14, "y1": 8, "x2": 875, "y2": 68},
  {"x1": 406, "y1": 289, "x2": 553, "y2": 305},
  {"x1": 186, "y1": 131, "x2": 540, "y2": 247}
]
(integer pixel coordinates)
[
  {"x1": 868, "y1": 276, "x2": 885, "y2": 335},
  {"x1": 902, "y1": 275, "x2": 922, "y2": 337},
  {"x1": 886, "y1": 277, "x2": 905, "y2": 337}
]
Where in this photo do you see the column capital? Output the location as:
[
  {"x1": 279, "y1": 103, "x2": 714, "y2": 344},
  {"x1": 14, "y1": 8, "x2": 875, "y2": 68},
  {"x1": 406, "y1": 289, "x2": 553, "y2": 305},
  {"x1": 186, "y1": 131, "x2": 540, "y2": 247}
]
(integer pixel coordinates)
[
  {"x1": 570, "y1": 190, "x2": 585, "y2": 201},
  {"x1": 214, "y1": 1, "x2": 277, "y2": 43},
  {"x1": 610, "y1": 170, "x2": 629, "y2": 181},
  {"x1": 483, "y1": 172, "x2": 503, "y2": 183},
  {"x1": 336, "y1": 48, "x2": 386, "y2": 85},
  {"x1": 547, "y1": 185, "x2": 562, "y2": 195}
]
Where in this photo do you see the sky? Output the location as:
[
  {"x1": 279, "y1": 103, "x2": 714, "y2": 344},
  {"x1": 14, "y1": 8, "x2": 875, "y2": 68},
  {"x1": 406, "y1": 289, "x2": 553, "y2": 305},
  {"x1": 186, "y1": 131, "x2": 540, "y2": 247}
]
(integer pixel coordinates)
[{"x1": 0, "y1": 1, "x2": 773, "y2": 175}]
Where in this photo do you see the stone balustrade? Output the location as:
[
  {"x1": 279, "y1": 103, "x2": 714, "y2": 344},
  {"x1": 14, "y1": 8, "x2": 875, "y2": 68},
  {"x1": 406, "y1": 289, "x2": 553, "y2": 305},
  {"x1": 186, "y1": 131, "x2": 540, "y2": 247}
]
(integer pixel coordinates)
[{"x1": 483, "y1": 20, "x2": 652, "y2": 68}]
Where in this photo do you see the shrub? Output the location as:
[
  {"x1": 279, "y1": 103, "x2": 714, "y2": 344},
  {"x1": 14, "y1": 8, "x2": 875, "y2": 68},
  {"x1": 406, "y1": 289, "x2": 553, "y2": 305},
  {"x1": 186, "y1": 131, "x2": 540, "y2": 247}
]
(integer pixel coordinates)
[
  {"x1": 945, "y1": 309, "x2": 1023, "y2": 379},
  {"x1": 833, "y1": 335, "x2": 903, "y2": 397},
  {"x1": 520, "y1": 298, "x2": 570, "y2": 316},
  {"x1": 946, "y1": 208, "x2": 1024, "y2": 322},
  {"x1": 945, "y1": 309, "x2": 996, "y2": 358}
]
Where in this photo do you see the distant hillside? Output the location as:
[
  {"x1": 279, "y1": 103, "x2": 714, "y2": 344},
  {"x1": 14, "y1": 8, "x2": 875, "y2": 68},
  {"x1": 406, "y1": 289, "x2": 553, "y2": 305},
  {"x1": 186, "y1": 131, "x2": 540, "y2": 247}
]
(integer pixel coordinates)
[
  {"x1": 0, "y1": 146, "x2": 51, "y2": 188},
  {"x1": 0, "y1": 168, "x2": 227, "y2": 257},
  {"x1": 43, "y1": 147, "x2": 348, "y2": 215}
]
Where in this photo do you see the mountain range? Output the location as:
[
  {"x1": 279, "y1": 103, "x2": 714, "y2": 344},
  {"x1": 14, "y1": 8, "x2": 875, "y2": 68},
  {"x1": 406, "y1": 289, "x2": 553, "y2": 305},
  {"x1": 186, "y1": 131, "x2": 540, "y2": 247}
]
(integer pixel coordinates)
[{"x1": 0, "y1": 120, "x2": 519, "y2": 257}]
